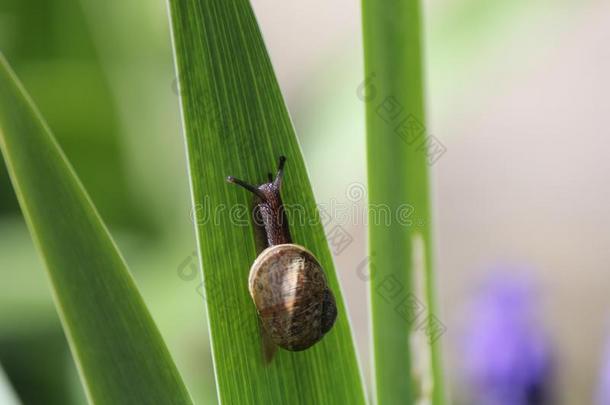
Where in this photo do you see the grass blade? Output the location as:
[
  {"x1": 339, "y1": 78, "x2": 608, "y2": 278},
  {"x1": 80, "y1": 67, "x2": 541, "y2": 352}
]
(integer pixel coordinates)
[
  {"x1": 167, "y1": 1, "x2": 366, "y2": 403},
  {"x1": 0, "y1": 54, "x2": 193, "y2": 404},
  {"x1": 361, "y1": 1, "x2": 446, "y2": 403}
]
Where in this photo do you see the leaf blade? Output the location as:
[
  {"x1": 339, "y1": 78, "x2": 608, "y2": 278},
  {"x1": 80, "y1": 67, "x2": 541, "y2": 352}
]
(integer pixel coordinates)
[
  {"x1": 167, "y1": 1, "x2": 367, "y2": 404},
  {"x1": 0, "y1": 53, "x2": 193, "y2": 405},
  {"x1": 361, "y1": 0, "x2": 446, "y2": 403}
]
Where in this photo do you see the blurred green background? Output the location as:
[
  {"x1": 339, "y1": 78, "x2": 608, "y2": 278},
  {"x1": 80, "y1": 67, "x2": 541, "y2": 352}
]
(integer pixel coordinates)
[{"x1": 1, "y1": 0, "x2": 609, "y2": 404}]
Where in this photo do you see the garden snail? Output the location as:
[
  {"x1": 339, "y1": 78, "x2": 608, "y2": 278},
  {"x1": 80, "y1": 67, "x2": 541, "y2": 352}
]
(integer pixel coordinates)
[{"x1": 227, "y1": 156, "x2": 337, "y2": 351}]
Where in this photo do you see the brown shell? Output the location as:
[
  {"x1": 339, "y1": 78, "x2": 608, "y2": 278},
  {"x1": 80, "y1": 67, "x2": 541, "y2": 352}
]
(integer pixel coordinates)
[{"x1": 248, "y1": 244, "x2": 337, "y2": 351}]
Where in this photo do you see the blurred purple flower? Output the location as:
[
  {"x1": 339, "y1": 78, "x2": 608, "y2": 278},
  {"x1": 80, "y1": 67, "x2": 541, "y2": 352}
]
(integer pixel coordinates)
[
  {"x1": 596, "y1": 331, "x2": 610, "y2": 405},
  {"x1": 463, "y1": 271, "x2": 552, "y2": 405}
]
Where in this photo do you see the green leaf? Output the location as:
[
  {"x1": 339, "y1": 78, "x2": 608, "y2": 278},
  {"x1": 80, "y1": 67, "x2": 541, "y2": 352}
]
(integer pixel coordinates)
[
  {"x1": 361, "y1": 0, "x2": 446, "y2": 404},
  {"x1": 167, "y1": 1, "x2": 366, "y2": 403},
  {"x1": 0, "y1": 54, "x2": 193, "y2": 404}
]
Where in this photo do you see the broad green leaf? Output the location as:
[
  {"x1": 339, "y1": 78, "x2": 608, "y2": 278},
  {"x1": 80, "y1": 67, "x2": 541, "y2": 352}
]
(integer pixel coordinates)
[
  {"x1": 0, "y1": 54, "x2": 193, "y2": 404},
  {"x1": 361, "y1": 0, "x2": 446, "y2": 404},
  {"x1": 167, "y1": 1, "x2": 366, "y2": 403}
]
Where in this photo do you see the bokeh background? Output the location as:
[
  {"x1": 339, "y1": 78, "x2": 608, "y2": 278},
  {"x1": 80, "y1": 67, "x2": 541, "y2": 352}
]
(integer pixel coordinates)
[{"x1": 1, "y1": 0, "x2": 609, "y2": 404}]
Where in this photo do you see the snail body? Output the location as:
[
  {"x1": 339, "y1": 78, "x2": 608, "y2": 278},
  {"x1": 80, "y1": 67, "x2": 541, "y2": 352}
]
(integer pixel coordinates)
[{"x1": 227, "y1": 156, "x2": 337, "y2": 351}]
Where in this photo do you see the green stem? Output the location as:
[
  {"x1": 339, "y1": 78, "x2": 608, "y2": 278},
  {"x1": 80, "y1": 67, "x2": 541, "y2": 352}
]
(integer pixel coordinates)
[{"x1": 361, "y1": 1, "x2": 445, "y2": 403}]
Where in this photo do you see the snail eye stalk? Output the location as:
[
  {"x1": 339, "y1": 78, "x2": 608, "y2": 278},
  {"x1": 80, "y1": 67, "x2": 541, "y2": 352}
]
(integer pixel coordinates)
[
  {"x1": 227, "y1": 155, "x2": 286, "y2": 197},
  {"x1": 226, "y1": 176, "x2": 266, "y2": 200},
  {"x1": 273, "y1": 156, "x2": 286, "y2": 188}
]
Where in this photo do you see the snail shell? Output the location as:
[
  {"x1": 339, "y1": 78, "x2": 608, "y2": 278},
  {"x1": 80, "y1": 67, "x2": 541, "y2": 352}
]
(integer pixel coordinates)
[{"x1": 249, "y1": 244, "x2": 337, "y2": 351}]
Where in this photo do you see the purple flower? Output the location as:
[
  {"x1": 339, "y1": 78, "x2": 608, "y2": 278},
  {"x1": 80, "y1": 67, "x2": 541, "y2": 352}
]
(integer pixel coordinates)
[
  {"x1": 463, "y1": 270, "x2": 552, "y2": 405},
  {"x1": 596, "y1": 330, "x2": 610, "y2": 405}
]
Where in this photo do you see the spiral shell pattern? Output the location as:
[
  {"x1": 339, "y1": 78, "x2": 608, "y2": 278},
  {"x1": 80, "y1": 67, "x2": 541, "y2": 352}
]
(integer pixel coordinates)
[{"x1": 249, "y1": 244, "x2": 337, "y2": 351}]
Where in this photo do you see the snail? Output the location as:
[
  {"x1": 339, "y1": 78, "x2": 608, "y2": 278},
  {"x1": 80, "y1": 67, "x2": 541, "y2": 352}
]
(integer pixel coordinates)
[{"x1": 227, "y1": 156, "x2": 337, "y2": 351}]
